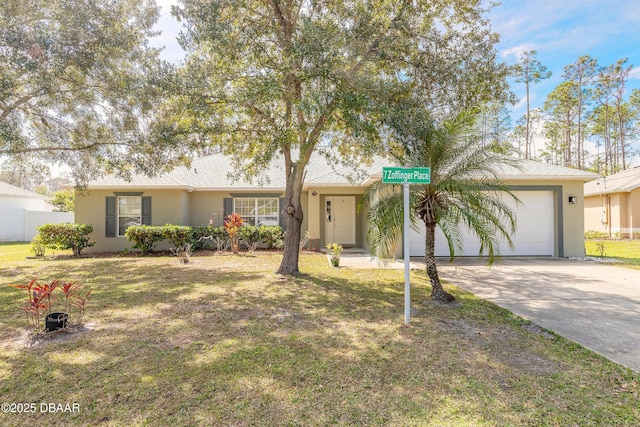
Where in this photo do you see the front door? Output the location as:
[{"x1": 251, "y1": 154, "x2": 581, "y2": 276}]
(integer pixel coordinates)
[{"x1": 325, "y1": 196, "x2": 356, "y2": 246}]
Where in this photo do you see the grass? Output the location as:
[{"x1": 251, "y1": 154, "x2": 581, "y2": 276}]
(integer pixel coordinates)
[
  {"x1": 585, "y1": 239, "x2": 640, "y2": 269},
  {"x1": 0, "y1": 241, "x2": 72, "y2": 262},
  {"x1": 0, "y1": 243, "x2": 638, "y2": 426}
]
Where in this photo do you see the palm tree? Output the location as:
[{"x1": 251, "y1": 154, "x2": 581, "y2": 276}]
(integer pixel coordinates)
[{"x1": 366, "y1": 110, "x2": 519, "y2": 303}]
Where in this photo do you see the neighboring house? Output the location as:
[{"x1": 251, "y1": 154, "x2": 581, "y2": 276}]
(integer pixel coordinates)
[
  {"x1": 584, "y1": 167, "x2": 640, "y2": 238},
  {"x1": 0, "y1": 181, "x2": 74, "y2": 242},
  {"x1": 74, "y1": 153, "x2": 598, "y2": 257}
]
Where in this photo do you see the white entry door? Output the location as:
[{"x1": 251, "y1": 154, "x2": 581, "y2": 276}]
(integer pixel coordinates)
[{"x1": 325, "y1": 196, "x2": 356, "y2": 245}]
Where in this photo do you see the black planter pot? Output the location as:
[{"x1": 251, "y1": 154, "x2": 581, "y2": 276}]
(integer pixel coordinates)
[{"x1": 45, "y1": 312, "x2": 68, "y2": 332}]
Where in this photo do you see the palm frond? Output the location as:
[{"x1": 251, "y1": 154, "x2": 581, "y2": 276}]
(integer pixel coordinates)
[{"x1": 364, "y1": 181, "x2": 406, "y2": 259}]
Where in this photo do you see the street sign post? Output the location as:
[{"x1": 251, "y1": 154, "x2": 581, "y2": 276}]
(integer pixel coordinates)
[
  {"x1": 382, "y1": 167, "x2": 431, "y2": 184},
  {"x1": 381, "y1": 167, "x2": 431, "y2": 324}
]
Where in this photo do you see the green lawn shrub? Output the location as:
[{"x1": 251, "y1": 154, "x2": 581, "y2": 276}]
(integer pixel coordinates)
[
  {"x1": 125, "y1": 225, "x2": 164, "y2": 254},
  {"x1": 190, "y1": 226, "x2": 216, "y2": 250},
  {"x1": 37, "y1": 223, "x2": 95, "y2": 257},
  {"x1": 161, "y1": 224, "x2": 193, "y2": 248},
  {"x1": 238, "y1": 225, "x2": 264, "y2": 252},
  {"x1": 124, "y1": 224, "x2": 285, "y2": 254},
  {"x1": 585, "y1": 230, "x2": 609, "y2": 240},
  {"x1": 260, "y1": 225, "x2": 285, "y2": 249}
]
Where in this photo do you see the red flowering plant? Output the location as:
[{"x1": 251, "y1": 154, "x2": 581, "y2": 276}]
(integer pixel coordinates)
[
  {"x1": 224, "y1": 213, "x2": 244, "y2": 253},
  {"x1": 8, "y1": 278, "x2": 90, "y2": 331},
  {"x1": 9, "y1": 278, "x2": 57, "y2": 328},
  {"x1": 70, "y1": 288, "x2": 92, "y2": 323},
  {"x1": 60, "y1": 281, "x2": 80, "y2": 314}
]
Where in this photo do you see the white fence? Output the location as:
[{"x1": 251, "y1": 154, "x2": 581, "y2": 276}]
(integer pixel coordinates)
[{"x1": 0, "y1": 210, "x2": 74, "y2": 242}]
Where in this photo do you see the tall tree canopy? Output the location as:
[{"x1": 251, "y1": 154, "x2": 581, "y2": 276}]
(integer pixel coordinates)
[
  {"x1": 512, "y1": 50, "x2": 551, "y2": 160},
  {"x1": 0, "y1": 0, "x2": 175, "y2": 182},
  {"x1": 160, "y1": 0, "x2": 512, "y2": 275}
]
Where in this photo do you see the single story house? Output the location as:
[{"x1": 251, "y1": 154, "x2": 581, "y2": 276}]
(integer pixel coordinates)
[
  {"x1": 74, "y1": 153, "x2": 598, "y2": 257},
  {"x1": 0, "y1": 180, "x2": 74, "y2": 242},
  {"x1": 584, "y1": 167, "x2": 640, "y2": 238}
]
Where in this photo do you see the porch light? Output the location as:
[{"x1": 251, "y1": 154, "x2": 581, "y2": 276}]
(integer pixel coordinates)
[{"x1": 568, "y1": 196, "x2": 577, "y2": 204}]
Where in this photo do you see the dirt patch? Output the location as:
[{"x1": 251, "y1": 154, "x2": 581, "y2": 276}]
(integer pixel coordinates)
[{"x1": 4, "y1": 323, "x2": 96, "y2": 350}]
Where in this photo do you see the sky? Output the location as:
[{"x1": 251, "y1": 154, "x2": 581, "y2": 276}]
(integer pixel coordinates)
[
  {"x1": 487, "y1": 0, "x2": 640, "y2": 119},
  {"x1": 149, "y1": 0, "x2": 640, "y2": 161}
]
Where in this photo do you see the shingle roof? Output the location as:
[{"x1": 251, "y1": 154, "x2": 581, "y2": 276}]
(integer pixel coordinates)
[
  {"x1": 363, "y1": 157, "x2": 599, "y2": 184},
  {"x1": 86, "y1": 152, "x2": 390, "y2": 190},
  {"x1": 495, "y1": 159, "x2": 600, "y2": 181},
  {"x1": 85, "y1": 152, "x2": 599, "y2": 191},
  {"x1": 0, "y1": 181, "x2": 49, "y2": 199},
  {"x1": 584, "y1": 167, "x2": 640, "y2": 196}
]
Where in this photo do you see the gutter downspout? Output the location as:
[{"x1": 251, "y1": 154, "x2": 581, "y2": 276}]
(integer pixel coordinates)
[{"x1": 600, "y1": 194, "x2": 611, "y2": 238}]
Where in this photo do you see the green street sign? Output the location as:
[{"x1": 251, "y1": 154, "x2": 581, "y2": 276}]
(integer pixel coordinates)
[{"x1": 382, "y1": 167, "x2": 431, "y2": 184}]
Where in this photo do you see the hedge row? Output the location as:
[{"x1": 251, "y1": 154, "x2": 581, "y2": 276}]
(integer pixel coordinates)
[{"x1": 125, "y1": 224, "x2": 285, "y2": 254}]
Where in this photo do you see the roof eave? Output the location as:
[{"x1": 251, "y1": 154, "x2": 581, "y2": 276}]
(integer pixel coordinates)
[
  {"x1": 82, "y1": 185, "x2": 196, "y2": 192},
  {"x1": 585, "y1": 187, "x2": 631, "y2": 197},
  {"x1": 502, "y1": 174, "x2": 600, "y2": 181}
]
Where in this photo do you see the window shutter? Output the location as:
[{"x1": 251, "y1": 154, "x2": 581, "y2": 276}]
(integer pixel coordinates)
[
  {"x1": 223, "y1": 198, "x2": 233, "y2": 218},
  {"x1": 279, "y1": 198, "x2": 286, "y2": 229},
  {"x1": 105, "y1": 197, "x2": 116, "y2": 237},
  {"x1": 142, "y1": 196, "x2": 152, "y2": 225}
]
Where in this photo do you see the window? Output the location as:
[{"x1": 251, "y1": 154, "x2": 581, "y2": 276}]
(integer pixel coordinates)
[
  {"x1": 118, "y1": 196, "x2": 142, "y2": 236},
  {"x1": 234, "y1": 198, "x2": 279, "y2": 226}
]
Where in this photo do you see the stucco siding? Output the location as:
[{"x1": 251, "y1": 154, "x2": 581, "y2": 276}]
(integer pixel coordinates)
[
  {"x1": 188, "y1": 191, "x2": 227, "y2": 227},
  {"x1": 584, "y1": 195, "x2": 607, "y2": 235},
  {"x1": 609, "y1": 194, "x2": 623, "y2": 237},
  {"x1": 631, "y1": 188, "x2": 640, "y2": 236},
  {"x1": 585, "y1": 189, "x2": 640, "y2": 238},
  {"x1": 559, "y1": 180, "x2": 587, "y2": 257},
  {"x1": 75, "y1": 189, "x2": 190, "y2": 253}
]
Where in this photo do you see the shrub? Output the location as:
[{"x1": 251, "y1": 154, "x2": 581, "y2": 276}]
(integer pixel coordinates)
[
  {"x1": 261, "y1": 225, "x2": 285, "y2": 249},
  {"x1": 584, "y1": 230, "x2": 609, "y2": 240},
  {"x1": 125, "y1": 225, "x2": 164, "y2": 254},
  {"x1": 190, "y1": 226, "x2": 215, "y2": 250},
  {"x1": 162, "y1": 224, "x2": 193, "y2": 248},
  {"x1": 210, "y1": 226, "x2": 230, "y2": 252},
  {"x1": 238, "y1": 225, "x2": 263, "y2": 253},
  {"x1": 30, "y1": 235, "x2": 46, "y2": 257},
  {"x1": 37, "y1": 223, "x2": 95, "y2": 256}
]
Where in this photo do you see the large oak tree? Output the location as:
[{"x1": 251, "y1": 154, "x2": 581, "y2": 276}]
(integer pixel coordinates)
[
  {"x1": 161, "y1": 0, "x2": 511, "y2": 275},
  {"x1": 0, "y1": 0, "x2": 177, "y2": 182}
]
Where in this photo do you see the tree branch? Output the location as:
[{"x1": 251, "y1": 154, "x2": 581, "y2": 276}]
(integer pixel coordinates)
[{"x1": 0, "y1": 141, "x2": 129, "y2": 155}]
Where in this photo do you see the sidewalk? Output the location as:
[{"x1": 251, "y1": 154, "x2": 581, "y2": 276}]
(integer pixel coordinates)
[{"x1": 335, "y1": 252, "x2": 423, "y2": 270}]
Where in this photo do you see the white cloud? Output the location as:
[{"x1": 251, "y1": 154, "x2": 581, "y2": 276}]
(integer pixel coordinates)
[
  {"x1": 500, "y1": 44, "x2": 535, "y2": 61},
  {"x1": 629, "y1": 67, "x2": 640, "y2": 81}
]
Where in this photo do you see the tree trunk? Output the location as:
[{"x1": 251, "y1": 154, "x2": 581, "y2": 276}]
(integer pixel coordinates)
[
  {"x1": 276, "y1": 162, "x2": 304, "y2": 275},
  {"x1": 425, "y1": 222, "x2": 456, "y2": 303}
]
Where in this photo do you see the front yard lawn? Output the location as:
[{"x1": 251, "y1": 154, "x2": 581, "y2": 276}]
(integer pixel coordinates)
[
  {"x1": 0, "y1": 245, "x2": 638, "y2": 426},
  {"x1": 585, "y1": 239, "x2": 640, "y2": 269}
]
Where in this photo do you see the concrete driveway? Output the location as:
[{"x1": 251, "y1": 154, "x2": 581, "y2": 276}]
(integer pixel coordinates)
[{"x1": 435, "y1": 257, "x2": 640, "y2": 372}]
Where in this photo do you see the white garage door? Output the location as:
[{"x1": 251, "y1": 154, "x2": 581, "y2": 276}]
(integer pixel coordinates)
[{"x1": 409, "y1": 191, "x2": 555, "y2": 257}]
